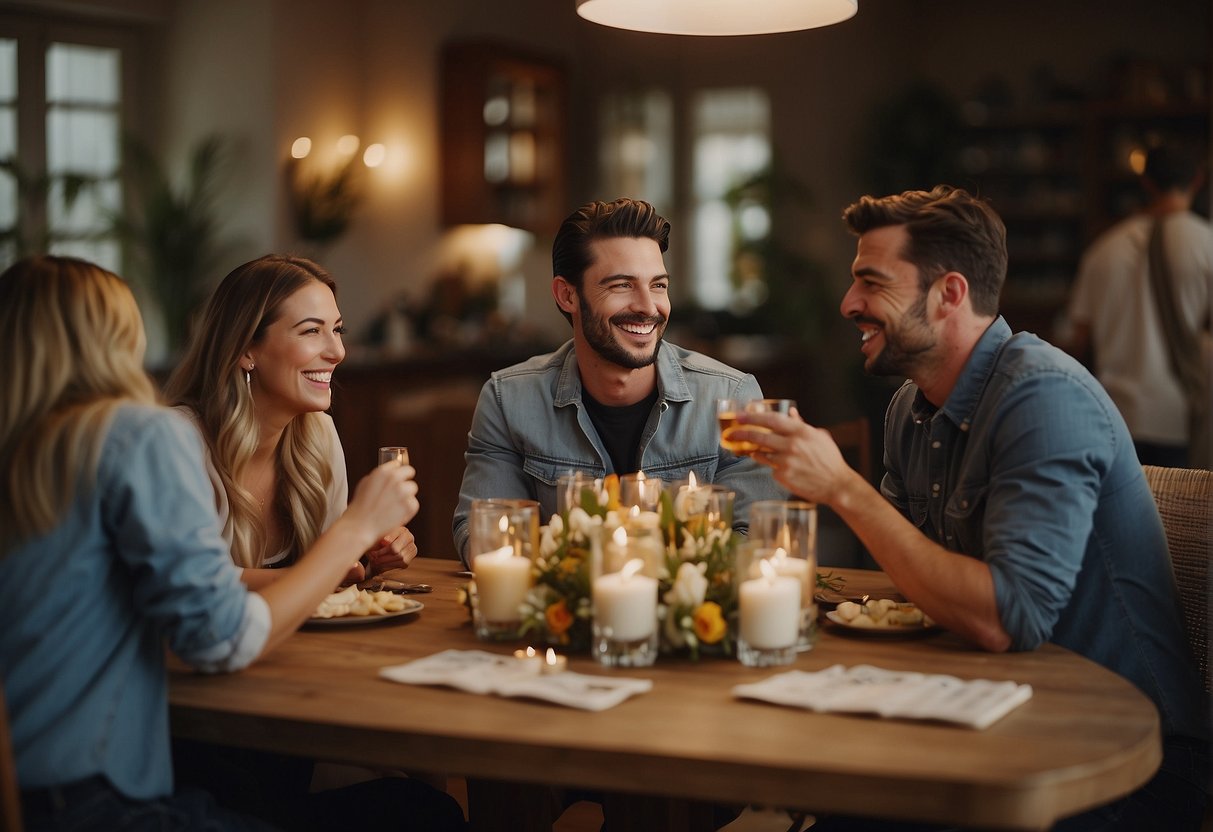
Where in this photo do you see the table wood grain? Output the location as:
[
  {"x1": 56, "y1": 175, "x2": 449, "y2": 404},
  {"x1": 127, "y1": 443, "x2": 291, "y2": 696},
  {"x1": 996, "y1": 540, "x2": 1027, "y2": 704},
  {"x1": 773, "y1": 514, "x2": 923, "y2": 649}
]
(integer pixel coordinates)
[{"x1": 168, "y1": 560, "x2": 1160, "y2": 831}]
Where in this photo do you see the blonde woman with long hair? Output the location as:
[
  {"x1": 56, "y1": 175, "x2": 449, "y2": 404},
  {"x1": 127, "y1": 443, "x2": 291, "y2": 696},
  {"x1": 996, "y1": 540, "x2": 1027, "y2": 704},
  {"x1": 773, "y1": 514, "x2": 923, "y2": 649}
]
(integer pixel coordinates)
[
  {"x1": 164, "y1": 255, "x2": 415, "y2": 586},
  {"x1": 0, "y1": 256, "x2": 423, "y2": 831}
]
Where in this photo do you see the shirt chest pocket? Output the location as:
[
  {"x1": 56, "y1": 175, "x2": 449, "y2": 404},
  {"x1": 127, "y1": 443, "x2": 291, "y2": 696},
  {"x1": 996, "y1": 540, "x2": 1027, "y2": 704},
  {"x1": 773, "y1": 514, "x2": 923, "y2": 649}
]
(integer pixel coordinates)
[{"x1": 942, "y1": 484, "x2": 987, "y2": 554}]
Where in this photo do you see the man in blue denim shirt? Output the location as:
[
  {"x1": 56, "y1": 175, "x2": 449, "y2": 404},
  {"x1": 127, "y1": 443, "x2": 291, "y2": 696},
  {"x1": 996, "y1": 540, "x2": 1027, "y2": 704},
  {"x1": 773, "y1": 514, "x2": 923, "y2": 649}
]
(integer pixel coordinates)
[
  {"x1": 453, "y1": 198, "x2": 783, "y2": 565},
  {"x1": 736, "y1": 186, "x2": 1208, "y2": 830}
]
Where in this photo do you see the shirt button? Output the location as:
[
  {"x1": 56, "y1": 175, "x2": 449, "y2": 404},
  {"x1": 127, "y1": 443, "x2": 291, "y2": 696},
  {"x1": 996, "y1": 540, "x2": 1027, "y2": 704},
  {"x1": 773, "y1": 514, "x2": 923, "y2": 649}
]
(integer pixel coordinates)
[{"x1": 931, "y1": 440, "x2": 941, "y2": 449}]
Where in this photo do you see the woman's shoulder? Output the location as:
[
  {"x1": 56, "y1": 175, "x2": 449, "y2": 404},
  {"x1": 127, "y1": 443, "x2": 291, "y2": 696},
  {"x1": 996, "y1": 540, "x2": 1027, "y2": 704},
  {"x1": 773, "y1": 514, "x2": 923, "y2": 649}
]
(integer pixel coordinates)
[{"x1": 102, "y1": 403, "x2": 208, "y2": 470}]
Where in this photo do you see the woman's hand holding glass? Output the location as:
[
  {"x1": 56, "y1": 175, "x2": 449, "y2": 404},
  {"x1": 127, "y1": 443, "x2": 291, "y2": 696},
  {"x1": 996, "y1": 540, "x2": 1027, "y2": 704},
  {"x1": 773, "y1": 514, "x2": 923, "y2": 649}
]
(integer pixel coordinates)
[
  {"x1": 365, "y1": 445, "x2": 419, "y2": 574},
  {"x1": 343, "y1": 459, "x2": 421, "y2": 556}
]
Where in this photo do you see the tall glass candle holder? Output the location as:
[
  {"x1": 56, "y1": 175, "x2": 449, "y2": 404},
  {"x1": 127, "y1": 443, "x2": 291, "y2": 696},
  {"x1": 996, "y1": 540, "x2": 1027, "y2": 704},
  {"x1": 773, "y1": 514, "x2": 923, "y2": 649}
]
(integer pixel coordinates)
[
  {"x1": 737, "y1": 558, "x2": 801, "y2": 667},
  {"x1": 592, "y1": 558, "x2": 659, "y2": 667},
  {"x1": 619, "y1": 471, "x2": 663, "y2": 511},
  {"x1": 556, "y1": 471, "x2": 603, "y2": 517},
  {"x1": 468, "y1": 499, "x2": 539, "y2": 640},
  {"x1": 748, "y1": 500, "x2": 818, "y2": 650}
]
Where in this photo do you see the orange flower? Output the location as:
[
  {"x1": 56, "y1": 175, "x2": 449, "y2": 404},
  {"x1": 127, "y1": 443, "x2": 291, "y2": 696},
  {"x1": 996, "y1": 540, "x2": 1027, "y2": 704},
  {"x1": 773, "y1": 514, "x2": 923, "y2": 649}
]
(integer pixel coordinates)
[
  {"x1": 545, "y1": 599, "x2": 574, "y2": 636},
  {"x1": 692, "y1": 602, "x2": 726, "y2": 644},
  {"x1": 603, "y1": 473, "x2": 621, "y2": 511}
]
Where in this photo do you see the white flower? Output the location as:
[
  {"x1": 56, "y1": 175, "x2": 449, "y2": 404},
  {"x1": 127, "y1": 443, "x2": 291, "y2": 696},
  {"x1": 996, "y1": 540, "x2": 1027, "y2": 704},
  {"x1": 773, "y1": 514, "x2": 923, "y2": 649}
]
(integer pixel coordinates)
[
  {"x1": 540, "y1": 525, "x2": 558, "y2": 556},
  {"x1": 664, "y1": 561, "x2": 708, "y2": 608},
  {"x1": 548, "y1": 513, "x2": 564, "y2": 535},
  {"x1": 567, "y1": 507, "x2": 593, "y2": 540}
]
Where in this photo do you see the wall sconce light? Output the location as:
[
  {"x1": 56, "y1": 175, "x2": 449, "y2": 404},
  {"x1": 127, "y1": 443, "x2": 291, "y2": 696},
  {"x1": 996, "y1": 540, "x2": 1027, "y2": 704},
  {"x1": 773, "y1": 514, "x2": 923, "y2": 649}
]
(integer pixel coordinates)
[
  {"x1": 285, "y1": 134, "x2": 385, "y2": 246},
  {"x1": 575, "y1": 0, "x2": 857, "y2": 36}
]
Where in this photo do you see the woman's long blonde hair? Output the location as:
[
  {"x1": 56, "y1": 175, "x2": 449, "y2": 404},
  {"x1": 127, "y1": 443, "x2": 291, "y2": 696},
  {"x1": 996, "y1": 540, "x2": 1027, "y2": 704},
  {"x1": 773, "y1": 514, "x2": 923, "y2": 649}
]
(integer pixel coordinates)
[
  {"x1": 163, "y1": 255, "x2": 337, "y2": 569},
  {"x1": 0, "y1": 256, "x2": 157, "y2": 555}
]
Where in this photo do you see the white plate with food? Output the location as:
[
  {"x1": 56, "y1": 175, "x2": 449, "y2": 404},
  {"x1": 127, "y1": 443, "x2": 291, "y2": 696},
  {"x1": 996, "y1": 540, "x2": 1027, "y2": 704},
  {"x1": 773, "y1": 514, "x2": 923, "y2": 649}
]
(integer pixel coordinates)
[
  {"x1": 305, "y1": 599, "x2": 423, "y2": 627},
  {"x1": 305, "y1": 586, "x2": 424, "y2": 627},
  {"x1": 823, "y1": 599, "x2": 938, "y2": 637}
]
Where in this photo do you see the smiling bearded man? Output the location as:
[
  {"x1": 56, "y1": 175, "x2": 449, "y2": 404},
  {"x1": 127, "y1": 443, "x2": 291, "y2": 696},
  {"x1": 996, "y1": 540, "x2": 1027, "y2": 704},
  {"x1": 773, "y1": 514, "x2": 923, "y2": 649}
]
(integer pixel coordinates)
[{"x1": 453, "y1": 197, "x2": 783, "y2": 566}]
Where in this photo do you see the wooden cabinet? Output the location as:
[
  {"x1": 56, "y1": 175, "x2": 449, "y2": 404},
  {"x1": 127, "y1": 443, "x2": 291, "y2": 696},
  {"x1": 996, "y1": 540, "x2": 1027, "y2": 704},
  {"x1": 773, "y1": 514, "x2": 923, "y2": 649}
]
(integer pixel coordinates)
[{"x1": 440, "y1": 40, "x2": 569, "y2": 234}]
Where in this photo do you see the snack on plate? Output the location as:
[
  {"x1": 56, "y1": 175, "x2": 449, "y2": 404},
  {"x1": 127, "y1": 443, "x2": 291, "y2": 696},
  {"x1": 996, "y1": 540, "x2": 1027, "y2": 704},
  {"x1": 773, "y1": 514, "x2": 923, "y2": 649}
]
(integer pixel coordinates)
[
  {"x1": 312, "y1": 586, "x2": 408, "y2": 619},
  {"x1": 834, "y1": 599, "x2": 933, "y2": 628}
]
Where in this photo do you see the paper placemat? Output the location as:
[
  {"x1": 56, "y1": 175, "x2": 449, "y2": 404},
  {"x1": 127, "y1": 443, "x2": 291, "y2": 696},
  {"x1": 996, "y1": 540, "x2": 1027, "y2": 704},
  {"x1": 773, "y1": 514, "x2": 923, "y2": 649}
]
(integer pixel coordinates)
[
  {"x1": 380, "y1": 649, "x2": 652, "y2": 711},
  {"x1": 733, "y1": 663, "x2": 1032, "y2": 729}
]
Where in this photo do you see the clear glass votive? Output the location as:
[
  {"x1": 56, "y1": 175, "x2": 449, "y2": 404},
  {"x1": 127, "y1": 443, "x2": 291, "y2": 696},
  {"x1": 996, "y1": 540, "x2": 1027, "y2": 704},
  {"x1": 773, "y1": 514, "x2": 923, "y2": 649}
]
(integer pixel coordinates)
[
  {"x1": 747, "y1": 500, "x2": 818, "y2": 651},
  {"x1": 592, "y1": 560, "x2": 659, "y2": 667},
  {"x1": 468, "y1": 499, "x2": 539, "y2": 640},
  {"x1": 669, "y1": 479, "x2": 735, "y2": 533},
  {"x1": 556, "y1": 471, "x2": 604, "y2": 516},
  {"x1": 619, "y1": 472, "x2": 663, "y2": 511},
  {"x1": 736, "y1": 559, "x2": 801, "y2": 667}
]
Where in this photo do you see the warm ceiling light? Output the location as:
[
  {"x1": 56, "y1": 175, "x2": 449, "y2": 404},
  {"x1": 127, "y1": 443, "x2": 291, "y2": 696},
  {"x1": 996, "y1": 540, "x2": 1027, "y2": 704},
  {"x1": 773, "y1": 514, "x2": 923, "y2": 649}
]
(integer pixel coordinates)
[{"x1": 575, "y1": 0, "x2": 857, "y2": 36}]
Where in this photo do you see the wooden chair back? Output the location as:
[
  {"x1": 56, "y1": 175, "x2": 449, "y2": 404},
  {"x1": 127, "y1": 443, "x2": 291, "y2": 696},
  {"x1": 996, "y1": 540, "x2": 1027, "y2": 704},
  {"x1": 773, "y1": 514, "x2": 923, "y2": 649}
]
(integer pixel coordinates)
[
  {"x1": 826, "y1": 417, "x2": 873, "y2": 484},
  {"x1": 0, "y1": 683, "x2": 22, "y2": 832},
  {"x1": 1142, "y1": 465, "x2": 1212, "y2": 693}
]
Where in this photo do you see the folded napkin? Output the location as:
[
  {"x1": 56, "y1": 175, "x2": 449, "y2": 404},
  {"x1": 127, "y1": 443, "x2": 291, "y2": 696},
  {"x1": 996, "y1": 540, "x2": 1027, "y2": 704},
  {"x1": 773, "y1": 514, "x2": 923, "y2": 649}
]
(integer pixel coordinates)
[
  {"x1": 380, "y1": 649, "x2": 652, "y2": 711},
  {"x1": 733, "y1": 663, "x2": 1032, "y2": 729}
]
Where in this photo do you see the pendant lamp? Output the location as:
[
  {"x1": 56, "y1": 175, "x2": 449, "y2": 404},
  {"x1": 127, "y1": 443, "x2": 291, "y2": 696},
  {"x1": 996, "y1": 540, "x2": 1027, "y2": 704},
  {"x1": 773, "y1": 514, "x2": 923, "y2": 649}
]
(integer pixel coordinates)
[{"x1": 575, "y1": 0, "x2": 857, "y2": 36}]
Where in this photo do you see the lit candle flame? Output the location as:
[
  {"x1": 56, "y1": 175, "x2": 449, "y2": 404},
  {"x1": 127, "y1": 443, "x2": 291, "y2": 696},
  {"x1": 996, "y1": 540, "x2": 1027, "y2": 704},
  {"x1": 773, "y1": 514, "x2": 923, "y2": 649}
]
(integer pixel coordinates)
[
  {"x1": 545, "y1": 648, "x2": 558, "y2": 665},
  {"x1": 620, "y1": 558, "x2": 644, "y2": 580},
  {"x1": 687, "y1": 471, "x2": 697, "y2": 490},
  {"x1": 498, "y1": 515, "x2": 508, "y2": 533},
  {"x1": 613, "y1": 526, "x2": 628, "y2": 548},
  {"x1": 526, "y1": 646, "x2": 537, "y2": 658},
  {"x1": 759, "y1": 558, "x2": 778, "y2": 583},
  {"x1": 772, "y1": 546, "x2": 788, "y2": 563}
]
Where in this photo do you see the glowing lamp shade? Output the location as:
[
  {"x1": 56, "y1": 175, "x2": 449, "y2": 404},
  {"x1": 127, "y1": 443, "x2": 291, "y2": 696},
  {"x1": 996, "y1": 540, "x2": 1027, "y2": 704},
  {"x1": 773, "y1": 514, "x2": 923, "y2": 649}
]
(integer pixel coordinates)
[{"x1": 575, "y1": 0, "x2": 857, "y2": 36}]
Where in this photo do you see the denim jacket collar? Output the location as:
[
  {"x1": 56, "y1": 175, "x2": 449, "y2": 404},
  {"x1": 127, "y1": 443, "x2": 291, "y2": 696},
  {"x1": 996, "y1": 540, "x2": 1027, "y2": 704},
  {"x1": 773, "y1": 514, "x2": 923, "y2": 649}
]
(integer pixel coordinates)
[
  {"x1": 552, "y1": 341, "x2": 693, "y2": 408},
  {"x1": 911, "y1": 316, "x2": 1011, "y2": 432}
]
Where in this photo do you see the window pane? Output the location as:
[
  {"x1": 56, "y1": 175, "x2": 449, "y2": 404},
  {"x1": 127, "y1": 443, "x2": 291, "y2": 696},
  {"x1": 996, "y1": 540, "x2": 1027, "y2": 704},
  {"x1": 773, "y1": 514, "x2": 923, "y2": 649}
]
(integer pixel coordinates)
[
  {"x1": 0, "y1": 39, "x2": 15, "y2": 101},
  {"x1": 47, "y1": 108, "x2": 120, "y2": 174},
  {"x1": 49, "y1": 237, "x2": 120, "y2": 273},
  {"x1": 598, "y1": 90, "x2": 674, "y2": 209},
  {"x1": 0, "y1": 169, "x2": 16, "y2": 228},
  {"x1": 46, "y1": 43, "x2": 120, "y2": 104},
  {"x1": 0, "y1": 109, "x2": 16, "y2": 158},
  {"x1": 689, "y1": 88, "x2": 771, "y2": 310},
  {"x1": 48, "y1": 178, "x2": 119, "y2": 232}
]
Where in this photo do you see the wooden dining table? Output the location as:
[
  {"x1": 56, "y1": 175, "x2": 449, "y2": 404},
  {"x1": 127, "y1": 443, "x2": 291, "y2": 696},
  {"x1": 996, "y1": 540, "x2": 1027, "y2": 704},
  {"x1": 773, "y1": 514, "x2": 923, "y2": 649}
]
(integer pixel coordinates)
[{"x1": 168, "y1": 559, "x2": 1161, "y2": 831}]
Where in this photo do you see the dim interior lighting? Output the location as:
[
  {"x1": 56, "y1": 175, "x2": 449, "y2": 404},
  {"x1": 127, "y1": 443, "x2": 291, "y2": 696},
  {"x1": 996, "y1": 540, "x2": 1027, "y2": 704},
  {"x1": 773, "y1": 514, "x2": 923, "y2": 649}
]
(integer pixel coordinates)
[
  {"x1": 575, "y1": 0, "x2": 857, "y2": 36},
  {"x1": 336, "y1": 134, "x2": 361, "y2": 157},
  {"x1": 1128, "y1": 147, "x2": 1148, "y2": 176},
  {"x1": 363, "y1": 143, "x2": 386, "y2": 168},
  {"x1": 290, "y1": 136, "x2": 312, "y2": 159}
]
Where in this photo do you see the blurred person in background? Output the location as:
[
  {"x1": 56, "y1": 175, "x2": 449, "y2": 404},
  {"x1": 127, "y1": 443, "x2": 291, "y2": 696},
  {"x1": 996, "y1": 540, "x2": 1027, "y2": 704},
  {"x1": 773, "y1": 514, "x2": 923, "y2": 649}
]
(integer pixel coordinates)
[{"x1": 1064, "y1": 143, "x2": 1211, "y2": 468}]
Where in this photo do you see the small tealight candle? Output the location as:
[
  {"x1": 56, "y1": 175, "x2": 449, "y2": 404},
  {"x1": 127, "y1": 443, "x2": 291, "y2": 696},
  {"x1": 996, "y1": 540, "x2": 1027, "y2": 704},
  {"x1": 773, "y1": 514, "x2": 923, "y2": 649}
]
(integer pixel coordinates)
[
  {"x1": 739, "y1": 559, "x2": 801, "y2": 649},
  {"x1": 541, "y1": 648, "x2": 568, "y2": 674},
  {"x1": 513, "y1": 646, "x2": 543, "y2": 673},
  {"x1": 473, "y1": 545, "x2": 531, "y2": 623},
  {"x1": 749, "y1": 547, "x2": 811, "y2": 602},
  {"x1": 593, "y1": 558, "x2": 658, "y2": 642}
]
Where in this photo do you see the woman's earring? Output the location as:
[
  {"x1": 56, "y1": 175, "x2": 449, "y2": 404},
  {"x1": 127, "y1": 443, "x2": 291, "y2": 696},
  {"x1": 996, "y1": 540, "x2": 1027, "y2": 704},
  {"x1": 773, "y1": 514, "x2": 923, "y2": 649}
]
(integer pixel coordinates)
[{"x1": 245, "y1": 363, "x2": 254, "y2": 387}]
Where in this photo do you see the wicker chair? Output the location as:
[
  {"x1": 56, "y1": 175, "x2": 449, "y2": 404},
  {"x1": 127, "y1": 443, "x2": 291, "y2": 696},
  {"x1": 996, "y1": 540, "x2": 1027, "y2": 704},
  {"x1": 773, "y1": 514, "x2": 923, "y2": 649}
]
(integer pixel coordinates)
[
  {"x1": 1142, "y1": 465, "x2": 1212, "y2": 693},
  {"x1": 1, "y1": 683, "x2": 22, "y2": 832}
]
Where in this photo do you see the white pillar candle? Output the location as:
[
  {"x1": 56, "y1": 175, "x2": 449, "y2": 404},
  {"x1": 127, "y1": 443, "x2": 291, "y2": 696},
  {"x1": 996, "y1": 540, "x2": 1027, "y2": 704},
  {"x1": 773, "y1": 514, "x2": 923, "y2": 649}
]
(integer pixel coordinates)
[
  {"x1": 473, "y1": 546, "x2": 531, "y2": 622},
  {"x1": 593, "y1": 559, "x2": 658, "y2": 642},
  {"x1": 739, "y1": 561, "x2": 801, "y2": 649},
  {"x1": 748, "y1": 548, "x2": 811, "y2": 604}
]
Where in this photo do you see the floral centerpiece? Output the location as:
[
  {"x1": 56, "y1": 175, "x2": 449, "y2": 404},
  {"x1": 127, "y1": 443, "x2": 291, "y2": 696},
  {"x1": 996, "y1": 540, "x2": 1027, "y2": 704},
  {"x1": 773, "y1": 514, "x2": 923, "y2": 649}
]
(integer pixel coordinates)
[{"x1": 508, "y1": 474, "x2": 843, "y2": 660}]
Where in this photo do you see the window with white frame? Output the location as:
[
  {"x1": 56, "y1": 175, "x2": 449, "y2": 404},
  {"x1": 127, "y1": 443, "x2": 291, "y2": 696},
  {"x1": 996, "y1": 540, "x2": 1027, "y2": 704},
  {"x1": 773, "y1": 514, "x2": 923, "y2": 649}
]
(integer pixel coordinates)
[{"x1": 0, "y1": 16, "x2": 130, "y2": 272}]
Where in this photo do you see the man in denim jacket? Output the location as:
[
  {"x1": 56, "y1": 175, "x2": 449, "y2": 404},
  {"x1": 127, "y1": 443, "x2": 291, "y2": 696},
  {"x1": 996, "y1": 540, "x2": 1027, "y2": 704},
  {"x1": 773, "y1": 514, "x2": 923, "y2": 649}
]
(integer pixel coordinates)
[
  {"x1": 735, "y1": 186, "x2": 1208, "y2": 830},
  {"x1": 453, "y1": 197, "x2": 783, "y2": 565}
]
